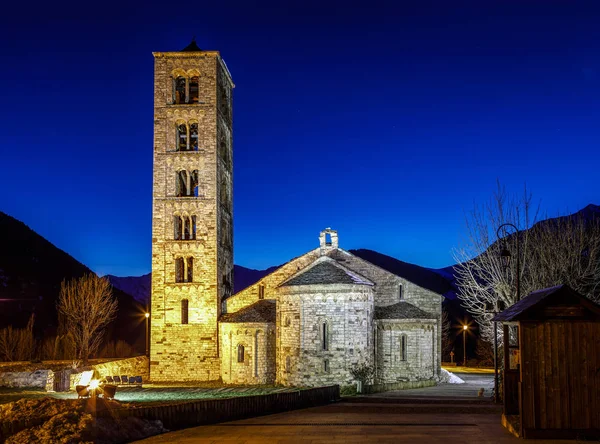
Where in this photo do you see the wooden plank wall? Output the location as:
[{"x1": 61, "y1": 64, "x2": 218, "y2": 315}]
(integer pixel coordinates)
[{"x1": 520, "y1": 321, "x2": 600, "y2": 434}]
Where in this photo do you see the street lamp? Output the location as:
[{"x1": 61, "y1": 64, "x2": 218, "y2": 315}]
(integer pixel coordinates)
[
  {"x1": 495, "y1": 222, "x2": 521, "y2": 404},
  {"x1": 462, "y1": 324, "x2": 469, "y2": 366},
  {"x1": 144, "y1": 312, "x2": 150, "y2": 357}
]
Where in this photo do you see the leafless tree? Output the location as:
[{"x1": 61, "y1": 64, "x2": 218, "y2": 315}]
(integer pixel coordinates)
[
  {"x1": 453, "y1": 182, "x2": 600, "y2": 343},
  {"x1": 57, "y1": 274, "x2": 118, "y2": 364},
  {"x1": 441, "y1": 308, "x2": 453, "y2": 360},
  {"x1": 0, "y1": 315, "x2": 35, "y2": 362}
]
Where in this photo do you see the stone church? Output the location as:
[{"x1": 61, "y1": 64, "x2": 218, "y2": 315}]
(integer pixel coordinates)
[{"x1": 150, "y1": 41, "x2": 443, "y2": 387}]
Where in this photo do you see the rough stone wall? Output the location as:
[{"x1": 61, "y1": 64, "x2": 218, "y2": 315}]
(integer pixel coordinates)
[
  {"x1": 276, "y1": 284, "x2": 374, "y2": 387},
  {"x1": 150, "y1": 50, "x2": 234, "y2": 381},
  {"x1": 219, "y1": 322, "x2": 276, "y2": 384},
  {"x1": 224, "y1": 248, "x2": 321, "y2": 313},
  {"x1": 0, "y1": 370, "x2": 53, "y2": 391},
  {"x1": 374, "y1": 320, "x2": 438, "y2": 383},
  {"x1": 91, "y1": 356, "x2": 149, "y2": 380}
]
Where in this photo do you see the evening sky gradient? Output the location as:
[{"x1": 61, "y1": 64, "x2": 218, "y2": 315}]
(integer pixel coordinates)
[{"x1": 0, "y1": 0, "x2": 598, "y2": 276}]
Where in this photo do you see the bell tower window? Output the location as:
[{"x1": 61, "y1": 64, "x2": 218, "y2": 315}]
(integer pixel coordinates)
[
  {"x1": 175, "y1": 256, "x2": 194, "y2": 283},
  {"x1": 181, "y1": 299, "x2": 189, "y2": 324},
  {"x1": 175, "y1": 76, "x2": 186, "y2": 104},
  {"x1": 190, "y1": 123, "x2": 198, "y2": 150},
  {"x1": 177, "y1": 124, "x2": 187, "y2": 151},
  {"x1": 189, "y1": 76, "x2": 199, "y2": 103}
]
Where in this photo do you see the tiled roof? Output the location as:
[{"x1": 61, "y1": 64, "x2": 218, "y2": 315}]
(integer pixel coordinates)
[
  {"x1": 181, "y1": 39, "x2": 202, "y2": 52},
  {"x1": 492, "y1": 284, "x2": 600, "y2": 321},
  {"x1": 375, "y1": 301, "x2": 433, "y2": 320},
  {"x1": 280, "y1": 260, "x2": 372, "y2": 287},
  {"x1": 220, "y1": 300, "x2": 276, "y2": 323}
]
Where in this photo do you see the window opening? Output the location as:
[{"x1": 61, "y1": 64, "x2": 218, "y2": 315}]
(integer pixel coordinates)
[
  {"x1": 175, "y1": 257, "x2": 184, "y2": 283},
  {"x1": 285, "y1": 356, "x2": 291, "y2": 373},
  {"x1": 190, "y1": 123, "x2": 198, "y2": 150},
  {"x1": 181, "y1": 299, "x2": 189, "y2": 324},
  {"x1": 322, "y1": 322, "x2": 329, "y2": 351},
  {"x1": 189, "y1": 76, "x2": 199, "y2": 103},
  {"x1": 400, "y1": 334, "x2": 407, "y2": 361},
  {"x1": 186, "y1": 257, "x2": 194, "y2": 282},
  {"x1": 177, "y1": 124, "x2": 187, "y2": 151},
  {"x1": 258, "y1": 284, "x2": 265, "y2": 300},
  {"x1": 325, "y1": 233, "x2": 332, "y2": 246},
  {"x1": 175, "y1": 77, "x2": 186, "y2": 104},
  {"x1": 237, "y1": 344, "x2": 245, "y2": 363},
  {"x1": 324, "y1": 359, "x2": 330, "y2": 373}
]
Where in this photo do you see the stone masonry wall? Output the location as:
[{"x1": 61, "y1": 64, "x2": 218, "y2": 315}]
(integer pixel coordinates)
[
  {"x1": 0, "y1": 370, "x2": 53, "y2": 391},
  {"x1": 151, "y1": 50, "x2": 233, "y2": 381},
  {"x1": 219, "y1": 322, "x2": 276, "y2": 384},
  {"x1": 277, "y1": 284, "x2": 374, "y2": 387},
  {"x1": 375, "y1": 320, "x2": 438, "y2": 383},
  {"x1": 224, "y1": 248, "x2": 321, "y2": 313}
]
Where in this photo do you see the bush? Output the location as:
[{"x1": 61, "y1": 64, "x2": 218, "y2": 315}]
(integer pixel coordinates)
[
  {"x1": 340, "y1": 385, "x2": 357, "y2": 396},
  {"x1": 349, "y1": 363, "x2": 374, "y2": 383}
]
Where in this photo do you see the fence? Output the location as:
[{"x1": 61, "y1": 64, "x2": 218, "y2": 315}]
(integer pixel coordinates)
[{"x1": 96, "y1": 385, "x2": 340, "y2": 430}]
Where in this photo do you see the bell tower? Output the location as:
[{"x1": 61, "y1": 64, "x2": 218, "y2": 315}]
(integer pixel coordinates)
[{"x1": 150, "y1": 40, "x2": 234, "y2": 381}]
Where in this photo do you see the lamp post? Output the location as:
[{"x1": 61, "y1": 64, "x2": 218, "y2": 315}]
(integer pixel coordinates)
[
  {"x1": 145, "y1": 312, "x2": 150, "y2": 357},
  {"x1": 462, "y1": 324, "x2": 468, "y2": 366},
  {"x1": 495, "y1": 222, "x2": 521, "y2": 404}
]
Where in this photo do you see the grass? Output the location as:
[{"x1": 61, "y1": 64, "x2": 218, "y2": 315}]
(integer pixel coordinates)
[
  {"x1": 443, "y1": 366, "x2": 495, "y2": 374},
  {"x1": 0, "y1": 385, "x2": 298, "y2": 406}
]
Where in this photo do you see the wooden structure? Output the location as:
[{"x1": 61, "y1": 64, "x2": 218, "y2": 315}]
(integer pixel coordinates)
[{"x1": 493, "y1": 285, "x2": 600, "y2": 439}]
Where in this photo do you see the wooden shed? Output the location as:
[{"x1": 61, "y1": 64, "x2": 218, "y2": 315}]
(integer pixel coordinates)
[{"x1": 493, "y1": 285, "x2": 600, "y2": 439}]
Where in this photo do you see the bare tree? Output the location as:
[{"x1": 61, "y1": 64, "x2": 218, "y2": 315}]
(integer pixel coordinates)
[
  {"x1": 57, "y1": 274, "x2": 118, "y2": 364},
  {"x1": 0, "y1": 315, "x2": 35, "y2": 362},
  {"x1": 453, "y1": 183, "x2": 600, "y2": 342}
]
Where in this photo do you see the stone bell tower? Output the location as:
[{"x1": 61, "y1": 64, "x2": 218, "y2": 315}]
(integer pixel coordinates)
[{"x1": 150, "y1": 40, "x2": 234, "y2": 381}]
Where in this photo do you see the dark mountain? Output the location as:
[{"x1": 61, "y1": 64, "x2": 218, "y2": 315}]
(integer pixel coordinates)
[
  {"x1": 107, "y1": 273, "x2": 151, "y2": 306},
  {"x1": 349, "y1": 249, "x2": 454, "y2": 298},
  {"x1": 0, "y1": 212, "x2": 145, "y2": 352},
  {"x1": 234, "y1": 265, "x2": 279, "y2": 293},
  {"x1": 431, "y1": 203, "x2": 600, "y2": 301}
]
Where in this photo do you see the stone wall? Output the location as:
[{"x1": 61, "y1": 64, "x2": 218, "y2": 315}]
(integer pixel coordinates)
[
  {"x1": 277, "y1": 284, "x2": 374, "y2": 387},
  {"x1": 150, "y1": 49, "x2": 234, "y2": 381},
  {"x1": 0, "y1": 370, "x2": 53, "y2": 391},
  {"x1": 375, "y1": 320, "x2": 438, "y2": 383},
  {"x1": 224, "y1": 248, "x2": 321, "y2": 313},
  {"x1": 219, "y1": 323, "x2": 276, "y2": 384},
  {"x1": 92, "y1": 356, "x2": 149, "y2": 380}
]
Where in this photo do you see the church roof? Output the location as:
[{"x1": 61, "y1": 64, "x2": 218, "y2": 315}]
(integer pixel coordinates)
[
  {"x1": 280, "y1": 259, "x2": 373, "y2": 287},
  {"x1": 220, "y1": 300, "x2": 276, "y2": 323},
  {"x1": 375, "y1": 301, "x2": 433, "y2": 320},
  {"x1": 181, "y1": 39, "x2": 202, "y2": 52}
]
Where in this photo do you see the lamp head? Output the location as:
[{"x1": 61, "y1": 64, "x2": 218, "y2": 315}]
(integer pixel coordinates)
[
  {"x1": 145, "y1": 313, "x2": 150, "y2": 318},
  {"x1": 463, "y1": 325, "x2": 468, "y2": 331},
  {"x1": 500, "y1": 248, "x2": 511, "y2": 269}
]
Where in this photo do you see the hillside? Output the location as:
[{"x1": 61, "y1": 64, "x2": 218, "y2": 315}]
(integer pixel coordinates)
[
  {"x1": 0, "y1": 212, "x2": 145, "y2": 351},
  {"x1": 432, "y1": 203, "x2": 600, "y2": 300}
]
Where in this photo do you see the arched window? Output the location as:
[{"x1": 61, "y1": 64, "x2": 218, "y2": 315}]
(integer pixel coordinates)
[
  {"x1": 190, "y1": 123, "x2": 198, "y2": 150},
  {"x1": 237, "y1": 344, "x2": 245, "y2": 363},
  {"x1": 176, "y1": 170, "x2": 188, "y2": 197},
  {"x1": 174, "y1": 216, "x2": 183, "y2": 240},
  {"x1": 175, "y1": 257, "x2": 184, "y2": 282},
  {"x1": 400, "y1": 334, "x2": 407, "y2": 361},
  {"x1": 181, "y1": 299, "x2": 189, "y2": 324},
  {"x1": 186, "y1": 257, "x2": 194, "y2": 282},
  {"x1": 321, "y1": 322, "x2": 329, "y2": 351},
  {"x1": 258, "y1": 284, "x2": 265, "y2": 300},
  {"x1": 284, "y1": 316, "x2": 291, "y2": 327},
  {"x1": 323, "y1": 359, "x2": 330, "y2": 373},
  {"x1": 174, "y1": 215, "x2": 196, "y2": 240},
  {"x1": 399, "y1": 285, "x2": 403, "y2": 301},
  {"x1": 325, "y1": 233, "x2": 332, "y2": 246},
  {"x1": 175, "y1": 76, "x2": 186, "y2": 104},
  {"x1": 191, "y1": 170, "x2": 199, "y2": 197},
  {"x1": 176, "y1": 124, "x2": 187, "y2": 151},
  {"x1": 189, "y1": 76, "x2": 199, "y2": 103},
  {"x1": 285, "y1": 356, "x2": 291, "y2": 373}
]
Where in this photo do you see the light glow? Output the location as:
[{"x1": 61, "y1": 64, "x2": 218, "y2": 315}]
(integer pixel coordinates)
[
  {"x1": 463, "y1": 325, "x2": 468, "y2": 330},
  {"x1": 88, "y1": 379, "x2": 100, "y2": 390},
  {"x1": 145, "y1": 312, "x2": 150, "y2": 318}
]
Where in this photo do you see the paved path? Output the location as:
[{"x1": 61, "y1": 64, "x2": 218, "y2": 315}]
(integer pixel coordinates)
[
  {"x1": 137, "y1": 399, "x2": 569, "y2": 443},
  {"x1": 369, "y1": 373, "x2": 495, "y2": 399}
]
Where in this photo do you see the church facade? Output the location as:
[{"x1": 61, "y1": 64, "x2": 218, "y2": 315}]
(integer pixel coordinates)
[{"x1": 150, "y1": 42, "x2": 443, "y2": 387}]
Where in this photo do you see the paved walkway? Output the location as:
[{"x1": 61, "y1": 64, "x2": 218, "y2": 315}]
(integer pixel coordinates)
[
  {"x1": 369, "y1": 373, "x2": 495, "y2": 400},
  {"x1": 137, "y1": 400, "x2": 568, "y2": 443}
]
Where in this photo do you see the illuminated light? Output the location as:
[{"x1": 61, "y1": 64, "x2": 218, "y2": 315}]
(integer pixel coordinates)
[
  {"x1": 79, "y1": 370, "x2": 93, "y2": 386},
  {"x1": 88, "y1": 379, "x2": 100, "y2": 390},
  {"x1": 463, "y1": 325, "x2": 468, "y2": 330},
  {"x1": 145, "y1": 313, "x2": 150, "y2": 318}
]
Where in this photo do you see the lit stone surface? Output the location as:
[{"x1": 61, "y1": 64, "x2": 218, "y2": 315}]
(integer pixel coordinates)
[
  {"x1": 150, "y1": 46, "x2": 233, "y2": 382},
  {"x1": 150, "y1": 44, "x2": 442, "y2": 386}
]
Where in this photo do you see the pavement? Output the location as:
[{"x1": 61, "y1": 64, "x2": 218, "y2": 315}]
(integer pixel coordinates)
[
  {"x1": 138, "y1": 373, "x2": 571, "y2": 444},
  {"x1": 136, "y1": 399, "x2": 570, "y2": 444}
]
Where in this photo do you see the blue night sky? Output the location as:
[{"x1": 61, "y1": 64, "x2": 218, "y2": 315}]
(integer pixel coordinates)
[{"x1": 0, "y1": 1, "x2": 598, "y2": 276}]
